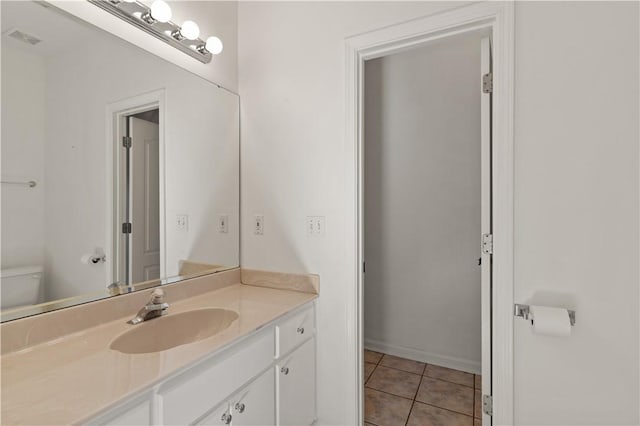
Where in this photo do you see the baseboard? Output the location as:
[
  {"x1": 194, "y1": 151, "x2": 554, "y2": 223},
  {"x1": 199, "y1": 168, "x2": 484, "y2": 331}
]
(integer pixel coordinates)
[{"x1": 364, "y1": 338, "x2": 481, "y2": 375}]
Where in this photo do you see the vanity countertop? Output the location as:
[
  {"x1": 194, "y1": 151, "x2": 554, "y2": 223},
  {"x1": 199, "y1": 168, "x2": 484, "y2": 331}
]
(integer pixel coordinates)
[{"x1": 0, "y1": 273, "x2": 317, "y2": 425}]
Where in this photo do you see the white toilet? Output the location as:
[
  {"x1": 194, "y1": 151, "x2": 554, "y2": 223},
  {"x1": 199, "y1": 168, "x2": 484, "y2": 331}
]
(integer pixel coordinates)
[{"x1": 0, "y1": 266, "x2": 43, "y2": 310}]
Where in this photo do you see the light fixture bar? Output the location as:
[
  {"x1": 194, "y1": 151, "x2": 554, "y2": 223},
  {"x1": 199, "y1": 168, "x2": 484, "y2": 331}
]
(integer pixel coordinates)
[{"x1": 88, "y1": 0, "x2": 212, "y2": 64}]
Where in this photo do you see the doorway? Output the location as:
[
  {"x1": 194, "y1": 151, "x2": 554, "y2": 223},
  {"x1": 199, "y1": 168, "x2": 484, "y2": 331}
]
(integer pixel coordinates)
[
  {"x1": 362, "y1": 30, "x2": 491, "y2": 425},
  {"x1": 122, "y1": 110, "x2": 161, "y2": 285},
  {"x1": 345, "y1": 3, "x2": 515, "y2": 425},
  {"x1": 106, "y1": 90, "x2": 166, "y2": 292}
]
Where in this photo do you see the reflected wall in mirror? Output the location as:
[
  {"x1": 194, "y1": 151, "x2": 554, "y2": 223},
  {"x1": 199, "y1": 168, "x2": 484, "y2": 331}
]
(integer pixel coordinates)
[{"x1": 0, "y1": 1, "x2": 239, "y2": 322}]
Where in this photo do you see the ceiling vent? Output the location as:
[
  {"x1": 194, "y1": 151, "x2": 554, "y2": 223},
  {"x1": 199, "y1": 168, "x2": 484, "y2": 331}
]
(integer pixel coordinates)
[{"x1": 6, "y1": 29, "x2": 42, "y2": 46}]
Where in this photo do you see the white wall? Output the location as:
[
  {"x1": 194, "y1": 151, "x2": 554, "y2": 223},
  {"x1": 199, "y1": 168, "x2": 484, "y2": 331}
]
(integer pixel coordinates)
[
  {"x1": 238, "y1": 2, "x2": 474, "y2": 424},
  {"x1": 0, "y1": 46, "x2": 46, "y2": 272},
  {"x1": 363, "y1": 32, "x2": 484, "y2": 373},
  {"x1": 238, "y1": 1, "x2": 639, "y2": 425},
  {"x1": 43, "y1": 32, "x2": 239, "y2": 301},
  {"x1": 513, "y1": 2, "x2": 639, "y2": 424}
]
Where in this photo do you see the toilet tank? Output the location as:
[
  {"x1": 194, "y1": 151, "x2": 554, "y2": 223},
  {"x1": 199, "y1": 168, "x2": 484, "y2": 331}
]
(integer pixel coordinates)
[{"x1": 0, "y1": 266, "x2": 43, "y2": 310}]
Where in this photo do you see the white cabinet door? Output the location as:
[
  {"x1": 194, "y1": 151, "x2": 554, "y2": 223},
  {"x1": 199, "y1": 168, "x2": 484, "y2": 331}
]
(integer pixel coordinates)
[
  {"x1": 276, "y1": 338, "x2": 316, "y2": 426},
  {"x1": 198, "y1": 402, "x2": 232, "y2": 426},
  {"x1": 231, "y1": 369, "x2": 275, "y2": 426}
]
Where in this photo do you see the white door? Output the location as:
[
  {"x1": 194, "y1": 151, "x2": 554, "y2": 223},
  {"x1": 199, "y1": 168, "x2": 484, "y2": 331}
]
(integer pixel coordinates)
[
  {"x1": 129, "y1": 116, "x2": 160, "y2": 283},
  {"x1": 480, "y1": 36, "x2": 493, "y2": 425}
]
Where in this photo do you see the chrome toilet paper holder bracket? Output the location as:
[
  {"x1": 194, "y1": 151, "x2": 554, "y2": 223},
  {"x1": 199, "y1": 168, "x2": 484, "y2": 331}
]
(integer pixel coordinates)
[{"x1": 514, "y1": 304, "x2": 576, "y2": 326}]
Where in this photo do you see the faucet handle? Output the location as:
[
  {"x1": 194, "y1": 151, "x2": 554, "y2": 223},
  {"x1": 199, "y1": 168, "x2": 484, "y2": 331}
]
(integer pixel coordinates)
[{"x1": 150, "y1": 288, "x2": 165, "y2": 303}]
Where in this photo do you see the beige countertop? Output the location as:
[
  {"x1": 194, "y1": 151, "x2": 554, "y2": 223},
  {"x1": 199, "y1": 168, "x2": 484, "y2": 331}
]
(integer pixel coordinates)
[{"x1": 1, "y1": 271, "x2": 317, "y2": 425}]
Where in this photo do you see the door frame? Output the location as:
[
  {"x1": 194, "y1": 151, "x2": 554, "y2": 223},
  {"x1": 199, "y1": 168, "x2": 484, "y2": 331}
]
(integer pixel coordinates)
[
  {"x1": 344, "y1": 3, "x2": 514, "y2": 424},
  {"x1": 105, "y1": 89, "x2": 166, "y2": 291}
]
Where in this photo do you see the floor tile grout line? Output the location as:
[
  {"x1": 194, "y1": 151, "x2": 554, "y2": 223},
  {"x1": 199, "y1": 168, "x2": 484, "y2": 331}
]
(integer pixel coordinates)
[
  {"x1": 364, "y1": 386, "x2": 417, "y2": 402},
  {"x1": 412, "y1": 399, "x2": 476, "y2": 419},
  {"x1": 404, "y1": 371, "x2": 424, "y2": 426},
  {"x1": 473, "y1": 383, "x2": 476, "y2": 422},
  {"x1": 364, "y1": 363, "x2": 376, "y2": 386},
  {"x1": 374, "y1": 363, "x2": 424, "y2": 377},
  {"x1": 422, "y1": 373, "x2": 476, "y2": 389},
  {"x1": 404, "y1": 399, "x2": 416, "y2": 426}
]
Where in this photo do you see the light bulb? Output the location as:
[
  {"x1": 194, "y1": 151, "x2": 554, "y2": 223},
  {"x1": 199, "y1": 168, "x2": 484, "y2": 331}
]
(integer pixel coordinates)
[
  {"x1": 180, "y1": 20, "x2": 200, "y2": 40},
  {"x1": 150, "y1": 0, "x2": 172, "y2": 23},
  {"x1": 205, "y1": 36, "x2": 223, "y2": 55}
]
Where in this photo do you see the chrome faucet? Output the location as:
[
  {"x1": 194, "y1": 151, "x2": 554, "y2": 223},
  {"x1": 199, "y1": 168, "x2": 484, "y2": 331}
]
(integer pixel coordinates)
[{"x1": 128, "y1": 289, "x2": 169, "y2": 324}]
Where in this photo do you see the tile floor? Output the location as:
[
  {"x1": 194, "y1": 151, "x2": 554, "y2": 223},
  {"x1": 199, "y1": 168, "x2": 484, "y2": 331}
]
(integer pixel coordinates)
[{"x1": 364, "y1": 350, "x2": 483, "y2": 426}]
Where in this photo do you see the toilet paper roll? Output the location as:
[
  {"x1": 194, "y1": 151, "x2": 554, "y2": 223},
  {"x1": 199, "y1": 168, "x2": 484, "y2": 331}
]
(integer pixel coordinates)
[{"x1": 530, "y1": 305, "x2": 572, "y2": 337}]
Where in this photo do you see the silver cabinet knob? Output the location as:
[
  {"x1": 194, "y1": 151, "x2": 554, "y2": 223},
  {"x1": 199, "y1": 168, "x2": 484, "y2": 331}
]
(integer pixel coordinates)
[
  {"x1": 220, "y1": 412, "x2": 232, "y2": 424},
  {"x1": 281, "y1": 366, "x2": 289, "y2": 375},
  {"x1": 297, "y1": 327, "x2": 305, "y2": 334},
  {"x1": 235, "y1": 402, "x2": 245, "y2": 413}
]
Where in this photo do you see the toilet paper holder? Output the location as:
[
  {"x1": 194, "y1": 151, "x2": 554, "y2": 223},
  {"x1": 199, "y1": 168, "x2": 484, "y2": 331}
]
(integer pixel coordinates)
[{"x1": 514, "y1": 304, "x2": 576, "y2": 326}]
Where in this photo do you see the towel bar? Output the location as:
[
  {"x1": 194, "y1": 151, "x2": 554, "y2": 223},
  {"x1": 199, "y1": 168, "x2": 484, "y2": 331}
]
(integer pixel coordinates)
[{"x1": 1, "y1": 180, "x2": 36, "y2": 188}]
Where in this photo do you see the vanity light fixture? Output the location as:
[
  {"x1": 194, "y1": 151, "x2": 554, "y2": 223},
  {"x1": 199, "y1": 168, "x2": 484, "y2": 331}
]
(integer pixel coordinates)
[
  {"x1": 141, "y1": 0, "x2": 172, "y2": 24},
  {"x1": 204, "y1": 36, "x2": 224, "y2": 55},
  {"x1": 173, "y1": 20, "x2": 199, "y2": 41},
  {"x1": 89, "y1": 0, "x2": 223, "y2": 64}
]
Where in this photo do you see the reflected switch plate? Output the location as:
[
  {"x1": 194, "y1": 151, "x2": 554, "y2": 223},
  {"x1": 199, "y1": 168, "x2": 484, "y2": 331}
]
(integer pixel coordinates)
[
  {"x1": 254, "y1": 215, "x2": 264, "y2": 235},
  {"x1": 176, "y1": 214, "x2": 188, "y2": 232},
  {"x1": 218, "y1": 215, "x2": 229, "y2": 234}
]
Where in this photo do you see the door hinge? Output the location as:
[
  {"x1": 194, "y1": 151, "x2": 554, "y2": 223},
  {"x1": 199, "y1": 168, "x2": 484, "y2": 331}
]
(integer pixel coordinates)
[
  {"x1": 482, "y1": 394, "x2": 493, "y2": 416},
  {"x1": 363, "y1": 262, "x2": 366, "y2": 274},
  {"x1": 482, "y1": 233, "x2": 493, "y2": 255},
  {"x1": 122, "y1": 136, "x2": 132, "y2": 148},
  {"x1": 122, "y1": 222, "x2": 132, "y2": 234},
  {"x1": 482, "y1": 72, "x2": 493, "y2": 93}
]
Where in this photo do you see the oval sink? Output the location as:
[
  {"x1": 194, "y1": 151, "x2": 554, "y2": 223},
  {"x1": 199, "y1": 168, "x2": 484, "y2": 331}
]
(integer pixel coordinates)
[{"x1": 110, "y1": 308, "x2": 239, "y2": 354}]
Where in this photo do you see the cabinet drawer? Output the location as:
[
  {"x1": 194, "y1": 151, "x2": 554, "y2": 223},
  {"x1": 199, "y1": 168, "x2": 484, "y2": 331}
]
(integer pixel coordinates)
[
  {"x1": 159, "y1": 329, "x2": 274, "y2": 425},
  {"x1": 276, "y1": 305, "x2": 314, "y2": 357},
  {"x1": 87, "y1": 393, "x2": 151, "y2": 425}
]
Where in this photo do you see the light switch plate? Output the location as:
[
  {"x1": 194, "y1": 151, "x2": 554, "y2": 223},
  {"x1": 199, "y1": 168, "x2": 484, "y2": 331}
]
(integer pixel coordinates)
[{"x1": 306, "y1": 216, "x2": 325, "y2": 237}]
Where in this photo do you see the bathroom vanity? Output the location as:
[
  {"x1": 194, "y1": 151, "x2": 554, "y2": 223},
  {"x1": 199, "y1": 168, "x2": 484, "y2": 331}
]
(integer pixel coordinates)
[
  {"x1": 94, "y1": 303, "x2": 316, "y2": 426},
  {"x1": 0, "y1": 269, "x2": 318, "y2": 425}
]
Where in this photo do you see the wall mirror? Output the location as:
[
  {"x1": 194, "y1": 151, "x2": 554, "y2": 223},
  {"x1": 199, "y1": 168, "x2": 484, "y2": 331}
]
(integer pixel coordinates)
[{"x1": 0, "y1": 1, "x2": 240, "y2": 322}]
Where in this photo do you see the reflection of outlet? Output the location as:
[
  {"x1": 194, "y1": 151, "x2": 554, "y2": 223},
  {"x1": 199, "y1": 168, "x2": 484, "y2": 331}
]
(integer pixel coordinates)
[
  {"x1": 176, "y1": 214, "x2": 188, "y2": 232},
  {"x1": 306, "y1": 216, "x2": 325, "y2": 237},
  {"x1": 218, "y1": 215, "x2": 229, "y2": 234}
]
